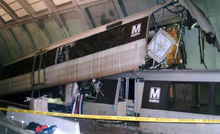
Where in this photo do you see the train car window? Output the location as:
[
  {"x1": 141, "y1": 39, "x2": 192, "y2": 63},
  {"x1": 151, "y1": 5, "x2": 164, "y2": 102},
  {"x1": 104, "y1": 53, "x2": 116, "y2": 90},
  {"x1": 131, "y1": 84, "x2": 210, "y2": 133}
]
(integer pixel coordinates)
[
  {"x1": 118, "y1": 80, "x2": 126, "y2": 102},
  {"x1": 66, "y1": 44, "x2": 74, "y2": 60},
  {"x1": 9, "y1": 63, "x2": 16, "y2": 78},
  {"x1": 15, "y1": 61, "x2": 24, "y2": 76},
  {"x1": 3, "y1": 66, "x2": 10, "y2": 79},
  {"x1": 75, "y1": 35, "x2": 98, "y2": 58},
  {"x1": 41, "y1": 52, "x2": 47, "y2": 69},
  {"x1": 55, "y1": 46, "x2": 68, "y2": 64},
  {"x1": 0, "y1": 67, "x2": 4, "y2": 81},
  {"x1": 99, "y1": 26, "x2": 126, "y2": 51},
  {"x1": 128, "y1": 79, "x2": 135, "y2": 100},
  {"x1": 0, "y1": 57, "x2": 34, "y2": 81},
  {"x1": 95, "y1": 80, "x2": 117, "y2": 105},
  {"x1": 46, "y1": 48, "x2": 57, "y2": 67},
  {"x1": 34, "y1": 55, "x2": 41, "y2": 71},
  {"x1": 24, "y1": 57, "x2": 34, "y2": 74},
  {"x1": 168, "y1": 83, "x2": 210, "y2": 114},
  {"x1": 80, "y1": 81, "x2": 97, "y2": 102},
  {"x1": 215, "y1": 84, "x2": 220, "y2": 115}
]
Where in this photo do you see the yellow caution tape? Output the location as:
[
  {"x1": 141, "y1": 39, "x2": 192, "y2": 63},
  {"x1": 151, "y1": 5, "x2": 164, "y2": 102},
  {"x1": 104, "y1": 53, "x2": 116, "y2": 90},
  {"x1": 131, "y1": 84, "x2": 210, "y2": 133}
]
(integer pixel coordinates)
[{"x1": 0, "y1": 107, "x2": 220, "y2": 123}]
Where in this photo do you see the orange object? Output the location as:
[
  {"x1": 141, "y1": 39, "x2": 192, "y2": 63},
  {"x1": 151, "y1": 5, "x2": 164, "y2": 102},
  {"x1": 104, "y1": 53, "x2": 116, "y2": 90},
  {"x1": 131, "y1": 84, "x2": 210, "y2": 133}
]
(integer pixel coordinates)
[
  {"x1": 36, "y1": 125, "x2": 47, "y2": 133},
  {"x1": 36, "y1": 126, "x2": 41, "y2": 133},
  {"x1": 166, "y1": 27, "x2": 183, "y2": 65}
]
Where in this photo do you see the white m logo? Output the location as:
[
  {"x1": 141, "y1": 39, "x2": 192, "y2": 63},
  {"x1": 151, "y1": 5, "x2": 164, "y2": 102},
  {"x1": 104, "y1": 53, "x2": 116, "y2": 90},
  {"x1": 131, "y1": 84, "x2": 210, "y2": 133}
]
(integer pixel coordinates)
[
  {"x1": 131, "y1": 23, "x2": 141, "y2": 37},
  {"x1": 149, "y1": 87, "x2": 161, "y2": 103}
]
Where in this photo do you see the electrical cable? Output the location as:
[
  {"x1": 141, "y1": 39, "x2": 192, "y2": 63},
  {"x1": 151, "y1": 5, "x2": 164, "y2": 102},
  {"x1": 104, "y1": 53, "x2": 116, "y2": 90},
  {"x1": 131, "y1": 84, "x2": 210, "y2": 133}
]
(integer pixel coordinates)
[
  {"x1": 198, "y1": 27, "x2": 208, "y2": 69},
  {"x1": 166, "y1": 5, "x2": 185, "y2": 18},
  {"x1": 166, "y1": 5, "x2": 185, "y2": 14}
]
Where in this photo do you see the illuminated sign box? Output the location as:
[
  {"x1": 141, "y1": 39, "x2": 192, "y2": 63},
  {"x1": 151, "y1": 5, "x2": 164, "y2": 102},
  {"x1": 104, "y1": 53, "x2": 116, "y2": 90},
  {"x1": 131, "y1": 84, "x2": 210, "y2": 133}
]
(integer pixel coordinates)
[{"x1": 148, "y1": 28, "x2": 176, "y2": 63}]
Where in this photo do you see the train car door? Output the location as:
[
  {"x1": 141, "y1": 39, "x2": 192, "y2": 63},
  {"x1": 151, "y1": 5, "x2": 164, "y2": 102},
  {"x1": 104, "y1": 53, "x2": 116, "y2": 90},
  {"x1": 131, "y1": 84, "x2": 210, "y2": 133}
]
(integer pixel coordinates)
[
  {"x1": 32, "y1": 51, "x2": 47, "y2": 85},
  {"x1": 114, "y1": 77, "x2": 144, "y2": 116},
  {"x1": 134, "y1": 78, "x2": 144, "y2": 116}
]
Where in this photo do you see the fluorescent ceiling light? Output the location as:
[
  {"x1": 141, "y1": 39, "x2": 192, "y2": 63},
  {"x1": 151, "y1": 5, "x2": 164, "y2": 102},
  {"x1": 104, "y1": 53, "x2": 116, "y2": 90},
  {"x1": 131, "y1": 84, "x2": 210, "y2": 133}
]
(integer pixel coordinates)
[
  {"x1": 0, "y1": 8, "x2": 7, "y2": 16},
  {"x1": 9, "y1": 2, "x2": 22, "y2": 11},
  {"x1": 53, "y1": 0, "x2": 72, "y2": 6},
  {"x1": 26, "y1": 0, "x2": 40, "y2": 5},
  {"x1": 15, "y1": 9, "x2": 28, "y2": 17},
  {"x1": 3, "y1": 0, "x2": 16, "y2": 5},
  {"x1": 1, "y1": 14, "x2": 13, "y2": 22},
  {"x1": 75, "y1": 0, "x2": 99, "y2": 5},
  {"x1": 31, "y1": 1, "x2": 47, "y2": 12}
]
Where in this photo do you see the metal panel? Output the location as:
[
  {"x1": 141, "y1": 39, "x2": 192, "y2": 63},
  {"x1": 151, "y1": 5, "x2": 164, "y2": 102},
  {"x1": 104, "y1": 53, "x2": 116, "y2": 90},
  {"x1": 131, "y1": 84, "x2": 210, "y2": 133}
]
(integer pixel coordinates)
[
  {"x1": 113, "y1": 0, "x2": 158, "y2": 17},
  {"x1": 59, "y1": 11, "x2": 90, "y2": 37},
  {"x1": 114, "y1": 78, "x2": 121, "y2": 116},
  {"x1": 140, "y1": 108, "x2": 220, "y2": 134},
  {"x1": 22, "y1": 21, "x2": 49, "y2": 50},
  {"x1": 8, "y1": 25, "x2": 34, "y2": 55},
  {"x1": 0, "y1": 29, "x2": 21, "y2": 59},
  {"x1": 83, "y1": 2, "x2": 119, "y2": 27},
  {"x1": 103, "y1": 70, "x2": 220, "y2": 82},
  {"x1": 38, "y1": 16, "x2": 65, "y2": 43}
]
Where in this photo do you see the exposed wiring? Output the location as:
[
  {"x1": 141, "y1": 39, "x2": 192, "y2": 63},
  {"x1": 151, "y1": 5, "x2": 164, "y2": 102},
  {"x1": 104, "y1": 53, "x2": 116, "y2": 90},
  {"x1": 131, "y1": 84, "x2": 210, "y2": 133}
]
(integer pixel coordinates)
[
  {"x1": 166, "y1": 5, "x2": 185, "y2": 18},
  {"x1": 198, "y1": 27, "x2": 208, "y2": 69},
  {"x1": 166, "y1": 5, "x2": 185, "y2": 14}
]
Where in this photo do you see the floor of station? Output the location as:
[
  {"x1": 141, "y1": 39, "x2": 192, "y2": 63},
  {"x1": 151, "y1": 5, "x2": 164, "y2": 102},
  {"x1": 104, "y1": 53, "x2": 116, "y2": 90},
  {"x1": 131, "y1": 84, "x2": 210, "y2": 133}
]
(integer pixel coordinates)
[{"x1": 0, "y1": 110, "x2": 156, "y2": 134}]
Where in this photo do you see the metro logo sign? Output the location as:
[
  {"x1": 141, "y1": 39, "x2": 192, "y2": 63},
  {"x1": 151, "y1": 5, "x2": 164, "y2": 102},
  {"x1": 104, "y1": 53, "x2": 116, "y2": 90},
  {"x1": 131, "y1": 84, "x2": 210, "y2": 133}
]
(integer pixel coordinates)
[
  {"x1": 131, "y1": 23, "x2": 141, "y2": 37},
  {"x1": 149, "y1": 87, "x2": 161, "y2": 103}
]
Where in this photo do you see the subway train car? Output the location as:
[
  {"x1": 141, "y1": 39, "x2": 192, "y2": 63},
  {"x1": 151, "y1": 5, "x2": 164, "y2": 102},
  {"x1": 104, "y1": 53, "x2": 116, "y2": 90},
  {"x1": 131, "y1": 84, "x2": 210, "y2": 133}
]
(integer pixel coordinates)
[
  {"x1": 82, "y1": 70, "x2": 220, "y2": 134},
  {"x1": 0, "y1": 1, "x2": 152, "y2": 95},
  {"x1": 0, "y1": 0, "x2": 219, "y2": 96}
]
